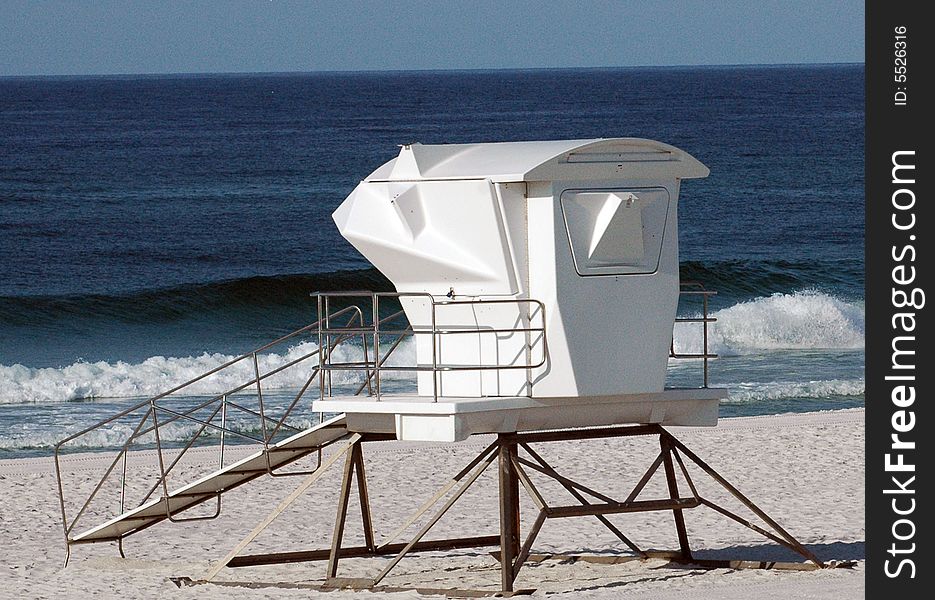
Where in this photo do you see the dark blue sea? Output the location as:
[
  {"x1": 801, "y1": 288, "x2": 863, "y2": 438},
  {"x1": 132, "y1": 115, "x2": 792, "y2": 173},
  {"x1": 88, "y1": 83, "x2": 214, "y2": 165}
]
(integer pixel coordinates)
[{"x1": 0, "y1": 65, "x2": 864, "y2": 456}]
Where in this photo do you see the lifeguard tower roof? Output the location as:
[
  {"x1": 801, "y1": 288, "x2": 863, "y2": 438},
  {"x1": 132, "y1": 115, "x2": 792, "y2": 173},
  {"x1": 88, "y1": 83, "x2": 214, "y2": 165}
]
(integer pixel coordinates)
[{"x1": 366, "y1": 138, "x2": 710, "y2": 182}]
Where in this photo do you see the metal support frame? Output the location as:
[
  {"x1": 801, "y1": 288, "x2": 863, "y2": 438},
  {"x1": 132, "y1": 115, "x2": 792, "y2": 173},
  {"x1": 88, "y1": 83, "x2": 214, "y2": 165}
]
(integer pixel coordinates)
[
  {"x1": 195, "y1": 423, "x2": 836, "y2": 596},
  {"x1": 58, "y1": 283, "x2": 720, "y2": 570}
]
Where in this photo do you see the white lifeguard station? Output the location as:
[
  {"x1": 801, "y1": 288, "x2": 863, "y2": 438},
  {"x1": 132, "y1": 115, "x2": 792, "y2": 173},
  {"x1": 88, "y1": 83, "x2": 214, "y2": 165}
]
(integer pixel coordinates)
[
  {"x1": 55, "y1": 139, "x2": 838, "y2": 596},
  {"x1": 317, "y1": 138, "x2": 724, "y2": 441}
]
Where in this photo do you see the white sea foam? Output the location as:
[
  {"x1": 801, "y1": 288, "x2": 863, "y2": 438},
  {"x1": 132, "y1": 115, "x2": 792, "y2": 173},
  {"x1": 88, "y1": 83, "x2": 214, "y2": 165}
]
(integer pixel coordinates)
[
  {"x1": 723, "y1": 378, "x2": 865, "y2": 404},
  {"x1": 672, "y1": 291, "x2": 864, "y2": 356},
  {"x1": 0, "y1": 339, "x2": 416, "y2": 405}
]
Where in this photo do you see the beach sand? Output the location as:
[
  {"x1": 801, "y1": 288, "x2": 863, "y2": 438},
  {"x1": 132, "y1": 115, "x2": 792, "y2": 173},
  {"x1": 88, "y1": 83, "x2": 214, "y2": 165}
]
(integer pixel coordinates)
[{"x1": 1, "y1": 409, "x2": 864, "y2": 599}]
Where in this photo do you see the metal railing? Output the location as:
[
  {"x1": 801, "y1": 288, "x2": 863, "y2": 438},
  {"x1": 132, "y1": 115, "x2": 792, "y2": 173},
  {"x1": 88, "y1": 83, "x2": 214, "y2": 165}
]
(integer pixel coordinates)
[
  {"x1": 53, "y1": 305, "x2": 368, "y2": 554},
  {"x1": 313, "y1": 292, "x2": 549, "y2": 402},
  {"x1": 53, "y1": 294, "x2": 547, "y2": 553},
  {"x1": 669, "y1": 281, "x2": 718, "y2": 387}
]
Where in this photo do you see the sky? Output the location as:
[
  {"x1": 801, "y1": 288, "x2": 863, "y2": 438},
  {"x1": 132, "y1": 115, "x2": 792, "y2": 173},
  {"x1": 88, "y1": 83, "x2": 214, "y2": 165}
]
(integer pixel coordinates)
[{"x1": 1, "y1": 0, "x2": 864, "y2": 77}]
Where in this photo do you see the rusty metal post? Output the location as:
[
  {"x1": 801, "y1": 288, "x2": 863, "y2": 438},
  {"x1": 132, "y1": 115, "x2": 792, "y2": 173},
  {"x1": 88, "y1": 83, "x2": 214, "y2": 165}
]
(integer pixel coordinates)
[
  {"x1": 661, "y1": 434, "x2": 692, "y2": 560},
  {"x1": 498, "y1": 436, "x2": 521, "y2": 592}
]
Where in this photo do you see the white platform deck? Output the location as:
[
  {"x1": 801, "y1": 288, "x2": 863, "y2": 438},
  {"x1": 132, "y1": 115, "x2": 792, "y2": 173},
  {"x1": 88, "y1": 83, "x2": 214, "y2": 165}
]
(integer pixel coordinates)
[{"x1": 312, "y1": 388, "x2": 727, "y2": 442}]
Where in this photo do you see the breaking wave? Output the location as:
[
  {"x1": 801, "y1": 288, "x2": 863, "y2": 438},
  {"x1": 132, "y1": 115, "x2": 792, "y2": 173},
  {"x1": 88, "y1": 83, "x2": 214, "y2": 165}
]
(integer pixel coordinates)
[{"x1": 673, "y1": 290, "x2": 864, "y2": 356}]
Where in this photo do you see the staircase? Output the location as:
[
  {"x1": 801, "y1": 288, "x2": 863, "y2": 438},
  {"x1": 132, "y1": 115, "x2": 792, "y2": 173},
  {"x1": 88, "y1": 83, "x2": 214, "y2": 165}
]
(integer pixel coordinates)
[
  {"x1": 54, "y1": 306, "x2": 377, "y2": 558},
  {"x1": 68, "y1": 415, "x2": 349, "y2": 544}
]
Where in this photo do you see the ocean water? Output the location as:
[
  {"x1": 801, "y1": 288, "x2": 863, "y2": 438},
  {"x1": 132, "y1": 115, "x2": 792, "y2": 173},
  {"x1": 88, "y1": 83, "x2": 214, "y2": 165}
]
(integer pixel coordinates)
[{"x1": 0, "y1": 65, "x2": 864, "y2": 457}]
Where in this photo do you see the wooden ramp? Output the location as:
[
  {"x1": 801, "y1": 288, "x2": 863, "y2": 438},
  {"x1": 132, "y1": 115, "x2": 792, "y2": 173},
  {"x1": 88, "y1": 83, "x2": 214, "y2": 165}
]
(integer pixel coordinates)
[{"x1": 69, "y1": 415, "x2": 349, "y2": 545}]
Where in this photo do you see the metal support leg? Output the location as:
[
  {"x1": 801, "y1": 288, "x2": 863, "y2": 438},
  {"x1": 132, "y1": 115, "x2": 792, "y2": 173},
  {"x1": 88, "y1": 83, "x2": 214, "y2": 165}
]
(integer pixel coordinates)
[
  {"x1": 327, "y1": 440, "x2": 360, "y2": 580},
  {"x1": 202, "y1": 434, "x2": 357, "y2": 582},
  {"x1": 661, "y1": 435, "x2": 692, "y2": 560},
  {"x1": 507, "y1": 446, "x2": 521, "y2": 558},
  {"x1": 498, "y1": 438, "x2": 520, "y2": 592},
  {"x1": 353, "y1": 443, "x2": 376, "y2": 553}
]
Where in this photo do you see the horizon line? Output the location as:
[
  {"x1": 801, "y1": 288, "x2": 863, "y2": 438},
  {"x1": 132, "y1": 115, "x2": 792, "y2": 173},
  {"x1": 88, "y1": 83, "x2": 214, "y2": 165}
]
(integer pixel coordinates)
[{"x1": 0, "y1": 61, "x2": 864, "y2": 80}]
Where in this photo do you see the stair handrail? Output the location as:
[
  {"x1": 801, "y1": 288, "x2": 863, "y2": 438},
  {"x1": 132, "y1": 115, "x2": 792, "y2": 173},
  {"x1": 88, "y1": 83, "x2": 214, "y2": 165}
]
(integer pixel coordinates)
[{"x1": 53, "y1": 305, "x2": 363, "y2": 552}]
